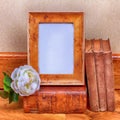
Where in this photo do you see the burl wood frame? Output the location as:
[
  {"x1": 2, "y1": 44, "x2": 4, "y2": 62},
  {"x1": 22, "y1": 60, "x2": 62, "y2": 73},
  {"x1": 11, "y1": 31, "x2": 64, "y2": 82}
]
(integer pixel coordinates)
[{"x1": 28, "y1": 12, "x2": 84, "y2": 85}]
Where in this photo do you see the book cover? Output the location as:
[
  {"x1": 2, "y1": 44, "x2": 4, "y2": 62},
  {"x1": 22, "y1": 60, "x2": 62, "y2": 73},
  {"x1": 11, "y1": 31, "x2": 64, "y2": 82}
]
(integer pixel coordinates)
[
  {"x1": 93, "y1": 39, "x2": 107, "y2": 111},
  {"x1": 102, "y1": 39, "x2": 115, "y2": 111},
  {"x1": 85, "y1": 39, "x2": 115, "y2": 112},
  {"x1": 85, "y1": 40, "x2": 99, "y2": 111},
  {"x1": 23, "y1": 86, "x2": 87, "y2": 113}
]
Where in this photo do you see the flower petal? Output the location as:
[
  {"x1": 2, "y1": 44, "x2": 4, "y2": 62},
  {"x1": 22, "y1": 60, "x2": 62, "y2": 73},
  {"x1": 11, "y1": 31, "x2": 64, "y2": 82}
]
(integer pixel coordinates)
[
  {"x1": 11, "y1": 82, "x2": 19, "y2": 93},
  {"x1": 11, "y1": 68, "x2": 19, "y2": 80}
]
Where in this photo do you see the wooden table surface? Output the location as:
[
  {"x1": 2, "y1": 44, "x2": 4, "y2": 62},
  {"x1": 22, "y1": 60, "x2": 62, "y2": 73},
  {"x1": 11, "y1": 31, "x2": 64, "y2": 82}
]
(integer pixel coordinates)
[{"x1": 0, "y1": 90, "x2": 120, "y2": 120}]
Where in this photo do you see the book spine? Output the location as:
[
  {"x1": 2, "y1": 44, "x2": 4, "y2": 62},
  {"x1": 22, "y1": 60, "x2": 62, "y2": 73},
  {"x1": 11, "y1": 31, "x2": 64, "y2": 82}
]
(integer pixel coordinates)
[
  {"x1": 85, "y1": 52, "x2": 99, "y2": 111},
  {"x1": 104, "y1": 52, "x2": 115, "y2": 111},
  {"x1": 23, "y1": 87, "x2": 87, "y2": 113},
  {"x1": 55, "y1": 92, "x2": 67, "y2": 113},
  {"x1": 38, "y1": 92, "x2": 54, "y2": 113},
  {"x1": 94, "y1": 51, "x2": 107, "y2": 111},
  {"x1": 23, "y1": 94, "x2": 39, "y2": 113}
]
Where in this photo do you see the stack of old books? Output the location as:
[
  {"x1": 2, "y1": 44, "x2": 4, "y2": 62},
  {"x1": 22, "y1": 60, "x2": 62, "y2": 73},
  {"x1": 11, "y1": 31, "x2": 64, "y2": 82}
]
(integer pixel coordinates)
[{"x1": 85, "y1": 39, "x2": 115, "y2": 111}]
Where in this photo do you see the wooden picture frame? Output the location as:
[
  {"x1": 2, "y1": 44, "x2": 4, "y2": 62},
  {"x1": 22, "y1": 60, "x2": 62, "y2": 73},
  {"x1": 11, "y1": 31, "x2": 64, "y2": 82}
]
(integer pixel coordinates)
[{"x1": 28, "y1": 12, "x2": 84, "y2": 85}]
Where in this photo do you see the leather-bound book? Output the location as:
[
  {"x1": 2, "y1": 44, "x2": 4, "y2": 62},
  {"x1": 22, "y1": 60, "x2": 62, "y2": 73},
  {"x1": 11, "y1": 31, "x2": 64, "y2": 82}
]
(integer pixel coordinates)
[
  {"x1": 102, "y1": 39, "x2": 115, "y2": 111},
  {"x1": 23, "y1": 86, "x2": 87, "y2": 113},
  {"x1": 93, "y1": 39, "x2": 107, "y2": 111},
  {"x1": 85, "y1": 40, "x2": 99, "y2": 111}
]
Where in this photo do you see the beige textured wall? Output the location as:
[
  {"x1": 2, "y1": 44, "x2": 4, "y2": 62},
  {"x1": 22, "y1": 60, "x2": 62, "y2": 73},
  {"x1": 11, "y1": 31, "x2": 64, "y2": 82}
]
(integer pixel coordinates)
[{"x1": 0, "y1": 0, "x2": 120, "y2": 53}]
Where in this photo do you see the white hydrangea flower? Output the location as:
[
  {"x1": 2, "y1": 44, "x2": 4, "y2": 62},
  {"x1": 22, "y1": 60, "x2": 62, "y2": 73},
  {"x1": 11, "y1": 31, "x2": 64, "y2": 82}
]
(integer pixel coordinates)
[{"x1": 11, "y1": 65, "x2": 40, "y2": 96}]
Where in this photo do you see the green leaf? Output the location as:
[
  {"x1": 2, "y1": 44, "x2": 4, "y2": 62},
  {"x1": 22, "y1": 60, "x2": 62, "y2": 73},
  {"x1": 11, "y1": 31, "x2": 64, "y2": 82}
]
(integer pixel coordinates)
[
  {"x1": 9, "y1": 92, "x2": 13, "y2": 104},
  {"x1": 0, "y1": 90, "x2": 9, "y2": 99},
  {"x1": 12, "y1": 92, "x2": 19, "y2": 102},
  {"x1": 3, "y1": 72, "x2": 12, "y2": 87},
  {"x1": 2, "y1": 72, "x2": 19, "y2": 104},
  {"x1": 4, "y1": 84, "x2": 11, "y2": 93},
  {"x1": 0, "y1": 90, "x2": 19, "y2": 103},
  {"x1": 9, "y1": 91, "x2": 19, "y2": 104}
]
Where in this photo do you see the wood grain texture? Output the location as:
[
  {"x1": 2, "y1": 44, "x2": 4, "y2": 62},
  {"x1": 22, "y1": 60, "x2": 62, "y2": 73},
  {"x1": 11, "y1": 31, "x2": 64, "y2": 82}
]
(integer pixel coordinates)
[
  {"x1": 113, "y1": 54, "x2": 120, "y2": 89},
  {"x1": 23, "y1": 86, "x2": 87, "y2": 113},
  {"x1": 0, "y1": 52, "x2": 27, "y2": 88},
  {"x1": 1, "y1": 90, "x2": 120, "y2": 120},
  {"x1": 28, "y1": 12, "x2": 84, "y2": 85},
  {"x1": 0, "y1": 52, "x2": 119, "y2": 89}
]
